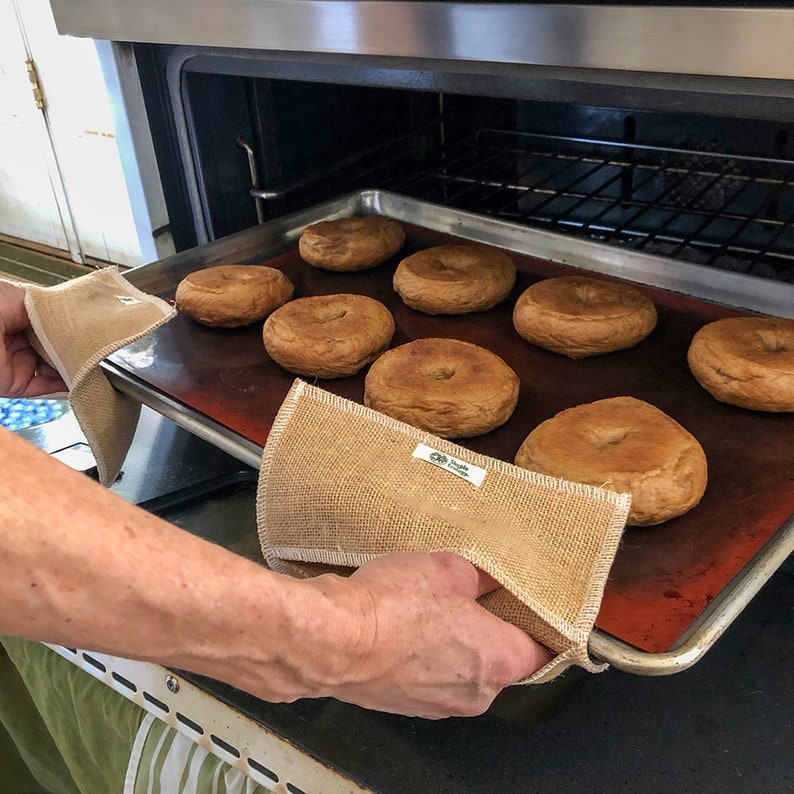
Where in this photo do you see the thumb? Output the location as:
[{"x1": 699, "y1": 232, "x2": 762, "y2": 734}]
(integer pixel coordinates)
[
  {"x1": 476, "y1": 567, "x2": 502, "y2": 598},
  {"x1": 474, "y1": 568, "x2": 557, "y2": 672}
]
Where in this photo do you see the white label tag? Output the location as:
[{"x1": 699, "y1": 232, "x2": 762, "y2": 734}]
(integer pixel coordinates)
[
  {"x1": 412, "y1": 443, "x2": 487, "y2": 487},
  {"x1": 117, "y1": 295, "x2": 142, "y2": 305}
]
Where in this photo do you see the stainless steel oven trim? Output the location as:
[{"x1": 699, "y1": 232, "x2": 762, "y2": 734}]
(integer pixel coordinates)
[
  {"x1": 111, "y1": 189, "x2": 794, "y2": 674},
  {"x1": 51, "y1": 2, "x2": 794, "y2": 82}
]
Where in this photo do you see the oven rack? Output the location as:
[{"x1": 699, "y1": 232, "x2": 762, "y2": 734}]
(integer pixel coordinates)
[
  {"x1": 250, "y1": 127, "x2": 794, "y2": 285},
  {"x1": 386, "y1": 129, "x2": 794, "y2": 284}
]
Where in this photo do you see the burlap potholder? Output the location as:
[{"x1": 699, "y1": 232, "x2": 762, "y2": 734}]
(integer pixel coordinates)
[
  {"x1": 257, "y1": 380, "x2": 631, "y2": 683},
  {"x1": 24, "y1": 267, "x2": 176, "y2": 485}
]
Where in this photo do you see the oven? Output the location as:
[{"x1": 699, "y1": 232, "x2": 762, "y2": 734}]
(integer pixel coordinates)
[{"x1": 42, "y1": 2, "x2": 794, "y2": 792}]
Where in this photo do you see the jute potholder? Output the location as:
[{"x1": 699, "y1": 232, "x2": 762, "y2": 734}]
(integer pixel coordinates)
[
  {"x1": 257, "y1": 380, "x2": 631, "y2": 683},
  {"x1": 25, "y1": 267, "x2": 176, "y2": 485}
]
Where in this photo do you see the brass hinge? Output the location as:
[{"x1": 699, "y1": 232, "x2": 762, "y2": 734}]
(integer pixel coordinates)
[{"x1": 26, "y1": 59, "x2": 47, "y2": 110}]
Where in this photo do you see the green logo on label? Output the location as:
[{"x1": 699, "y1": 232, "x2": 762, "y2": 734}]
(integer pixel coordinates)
[{"x1": 429, "y1": 452, "x2": 448, "y2": 465}]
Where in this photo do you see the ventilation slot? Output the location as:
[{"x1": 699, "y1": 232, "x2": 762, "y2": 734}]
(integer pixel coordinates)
[
  {"x1": 81, "y1": 653, "x2": 106, "y2": 673},
  {"x1": 210, "y1": 734, "x2": 241, "y2": 759},
  {"x1": 247, "y1": 758, "x2": 279, "y2": 785},
  {"x1": 143, "y1": 691, "x2": 170, "y2": 715},
  {"x1": 111, "y1": 672, "x2": 137, "y2": 693},
  {"x1": 176, "y1": 712, "x2": 204, "y2": 738}
]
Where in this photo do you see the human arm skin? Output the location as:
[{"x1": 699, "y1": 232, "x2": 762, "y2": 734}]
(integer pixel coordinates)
[
  {"x1": 0, "y1": 280, "x2": 67, "y2": 397},
  {"x1": 0, "y1": 426, "x2": 552, "y2": 719}
]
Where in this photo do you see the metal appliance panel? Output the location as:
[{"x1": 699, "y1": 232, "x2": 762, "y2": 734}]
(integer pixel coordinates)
[
  {"x1": 108, "y1": 191, "x2": 794, "y2": 672},
  {"x1": 49, "y1": 2, "x2": 794, "y2": 81}
]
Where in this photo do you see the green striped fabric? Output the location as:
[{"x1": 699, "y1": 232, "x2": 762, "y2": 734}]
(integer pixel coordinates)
[
  {"x1": 1, "y1": 638, "x2": 271, "y2": 794},
  {"x1": 128, "y1": 713, "x2": 271, "y2": 794}
]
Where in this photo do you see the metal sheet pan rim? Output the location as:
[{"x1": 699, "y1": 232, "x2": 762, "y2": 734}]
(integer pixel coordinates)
[
  {"x1": 127, "y1": 189, "x2": 794, "y2": 320},
  {"x1": 588, "y1": 513, "x2": 794, "y2": 675},
  {"x1": 117, "y1": 190, "x2": 794, "y2": 674}
]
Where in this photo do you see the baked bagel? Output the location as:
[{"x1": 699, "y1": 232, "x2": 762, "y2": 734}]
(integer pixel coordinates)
[
  {"x1": 299, "y1": 216, "x2": 405, "y2": 271},
  {"x1": 364, "y1": 337, "x2": 520, "y2": 438},
  {"x1": 175, "y1": 264, "x2": 294, "y2": 327},
  {"x1": 514, "y1": 396, "x2": 708, "y2": 526},
  {"x1": 263, "y1": 293, "x2": 395, "y2": 379},
  {"x1": 687, "y1": 316, "x2": 794, "y2": 412},
  {"x1": 393, "y1": 244, "x2": 516, "y2": 315},
  {"x1": 512, "y1": 275, "x2": 658, "y2": 358}
]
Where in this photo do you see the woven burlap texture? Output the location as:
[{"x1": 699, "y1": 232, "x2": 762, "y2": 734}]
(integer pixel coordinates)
[
  {"x1": 257, "y1": 380, "x2": 631, "y2": 684},
  {"x1": 24, "y1": 267, "x2": 176, "y2": 486}
]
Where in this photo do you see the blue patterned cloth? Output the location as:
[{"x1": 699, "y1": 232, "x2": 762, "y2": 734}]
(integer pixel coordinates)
[{"x1": 0, "y1": 398, "x2": 68, "y2": 431}]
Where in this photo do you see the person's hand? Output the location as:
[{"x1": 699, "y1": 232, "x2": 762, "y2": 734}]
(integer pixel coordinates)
[
  {"x1": 0, "y1": 280, "x2": 66, "y2": 397},
  {"x1": 302, "y1": 551, "x2": 555, "y2": 719}
]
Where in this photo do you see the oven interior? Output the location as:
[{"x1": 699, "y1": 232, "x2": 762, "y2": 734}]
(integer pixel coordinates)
[{"x1": 134, "y1": 44, "x2": 794, "y2": 290}]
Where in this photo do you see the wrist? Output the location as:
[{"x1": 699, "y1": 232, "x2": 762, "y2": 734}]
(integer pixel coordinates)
[
  {"x1": 177, "y1": 566, "x2": 378, "y2": 703},
  {"x1": 286, "y1": 572, "x2": 379, "y2": 696}
]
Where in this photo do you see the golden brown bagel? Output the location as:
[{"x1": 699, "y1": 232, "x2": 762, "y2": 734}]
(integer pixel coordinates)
[
  {"x1": 687, "y1": 316, "x2": 794, "y2": 412},
  {"x1": 512, "y1": 275, "x2": 658, "y2": 358},
  {"x1": 175, "y1": 264, "x2": 294, "y2": 327},
  {"x1": 393, "y1": 244, "x2": 516, "y2": 314},
  {"x1": 263, "y1": 293, "x2": 394, "y2": 379},
  {"x1": 299, "y1": 216, "x2": 405, "y2": 271},
  {"x1": 514, "y1": 396, "x2": 708, "y2": 526},
  {"x1": 364, "y1": 337, "x2": 520, "y2": 438}
]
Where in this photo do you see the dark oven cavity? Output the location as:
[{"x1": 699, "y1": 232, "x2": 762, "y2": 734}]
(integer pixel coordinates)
[{"x1": 134, "y1": 44, "x2": 794, "y2": 286}]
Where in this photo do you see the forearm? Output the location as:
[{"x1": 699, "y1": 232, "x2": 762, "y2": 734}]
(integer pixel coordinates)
[
  {"x1": 1, "y1": 426, "x2": 549, "y2": 717},
  {"x1": 0, "y1": 426, "x2": 361, "y2": 702}
]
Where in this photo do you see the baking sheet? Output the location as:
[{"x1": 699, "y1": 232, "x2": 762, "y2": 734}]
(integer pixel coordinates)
[{"x1": 110, "y1": 192, "x2": 794, "y2": 667}]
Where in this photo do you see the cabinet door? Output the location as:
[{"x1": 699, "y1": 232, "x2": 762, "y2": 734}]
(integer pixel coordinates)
[
  {"x1": 0, "y1": 0, "x2": 144, "y2": 267},
  {"x1": 0, "y1": 0, "x2": 78, "y2": 257}
]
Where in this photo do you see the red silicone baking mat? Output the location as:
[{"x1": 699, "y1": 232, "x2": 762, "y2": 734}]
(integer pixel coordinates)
[{"x1": 111, "y1": 221, "x2": 794, "y2": 655}]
